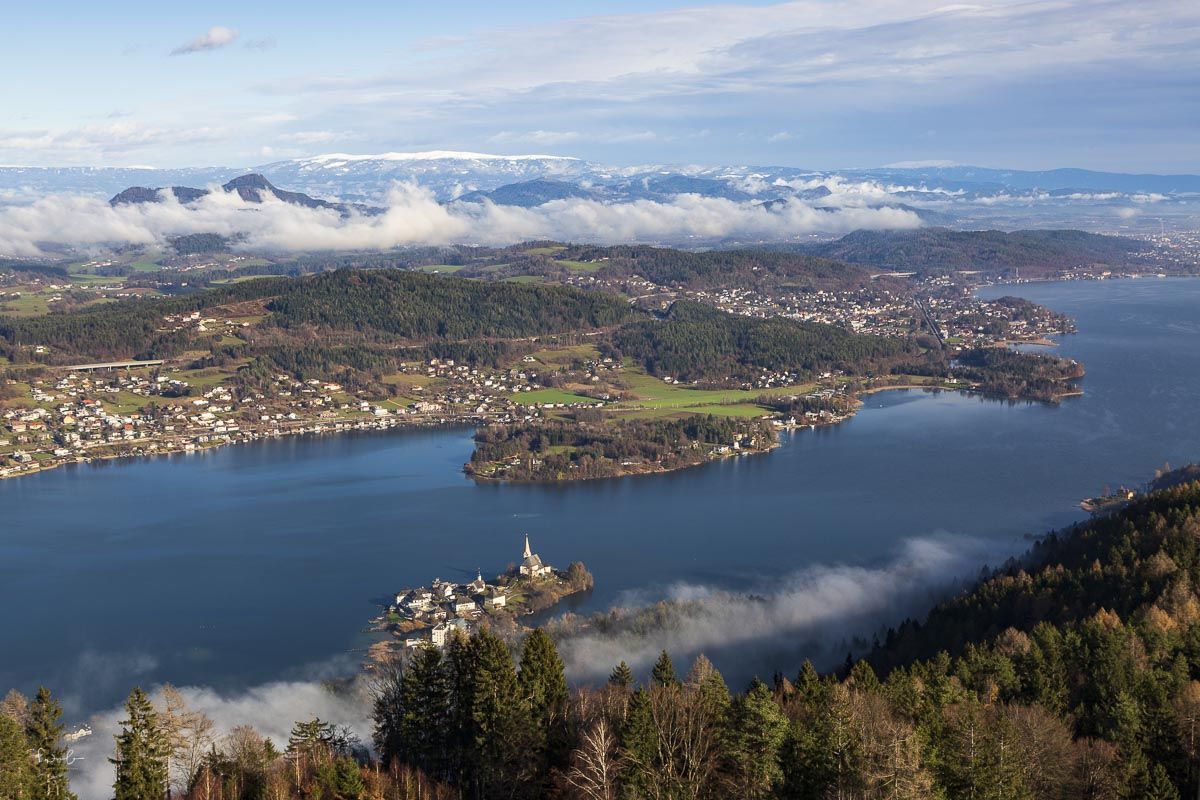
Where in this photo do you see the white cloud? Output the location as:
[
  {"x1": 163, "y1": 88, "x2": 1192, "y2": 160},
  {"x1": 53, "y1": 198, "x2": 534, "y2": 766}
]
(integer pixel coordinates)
[
  {"x1": 171, "y1": 26, "x2": 240, "y2": 56},
  {"x1": 0, "y1": 183, "x2": 923, "y2": 257},
  {"x1": 488, "y1": 130, "x2": 665, "y2": 146},
  {"x1": 556, "y1": 534, "x2": 999, "y2": 682},
  {"x1": 0, "y1": 122, "x2": 227, "y2": 158},
  {"x1": 261, "y1": 1, "x2": 1200, "y2": 113},
  {"x1": 68, "y1": 679, "x2": 372, "y2": 800}
]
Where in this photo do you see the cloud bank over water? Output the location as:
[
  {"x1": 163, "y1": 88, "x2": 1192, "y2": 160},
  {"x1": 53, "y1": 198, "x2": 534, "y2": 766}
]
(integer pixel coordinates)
[
  {"x1": 556, "y1": 534, "x2": 1002, "y2": 684},
  {"x1": 0, "y1": 183, "x2": 922, "y2": 258},
  {"x1": 58, "y1": 534, "x2": 1000, "y2": 799}
]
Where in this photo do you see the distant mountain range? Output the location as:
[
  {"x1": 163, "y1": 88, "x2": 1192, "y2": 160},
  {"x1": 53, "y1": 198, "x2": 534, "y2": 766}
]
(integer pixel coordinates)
[
  {"x1": 5, "y1": 151, "x2": 1198, "y2": 235},
  {"x1": 109, "y1": 173, "x2": 383, "y2": 216}
]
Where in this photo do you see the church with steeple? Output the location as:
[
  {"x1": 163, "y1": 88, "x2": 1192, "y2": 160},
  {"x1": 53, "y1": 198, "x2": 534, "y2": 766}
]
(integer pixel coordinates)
[{"x1": 519, "y1": 534, "x2": 554, "y2": 578}]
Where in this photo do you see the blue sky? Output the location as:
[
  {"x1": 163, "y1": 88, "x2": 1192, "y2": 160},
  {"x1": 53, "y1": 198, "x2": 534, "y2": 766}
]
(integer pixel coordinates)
[{"x1": 3, "y1": 0, "x2": 1197, "y2": 171}]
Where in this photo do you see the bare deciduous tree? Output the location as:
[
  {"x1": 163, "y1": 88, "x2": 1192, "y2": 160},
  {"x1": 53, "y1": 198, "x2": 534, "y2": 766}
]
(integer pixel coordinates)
[{"x1": 563, "y1": 718, "x2": 623, "y2": 800}]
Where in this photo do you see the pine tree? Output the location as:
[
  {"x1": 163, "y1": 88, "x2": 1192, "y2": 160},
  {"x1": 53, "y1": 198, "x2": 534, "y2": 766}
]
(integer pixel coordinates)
[
  {"x1": 371, "y1": 659, "x2": 407, "y2": 771},
  {"x1": 1143, "y1": 763, "x2": 1181, "y2": 800},
  {"x1": 444, "y1": 629, "x2": 476, "y2": 784},
  {"x1": 464, "y1": 627, "x2": 532, "y2": 799},
  {"x1": 111, "y1": 688, "x2": 168, "y2": 800},
  {"x1": 609, "y1": 661, "x2": 634, "y2": 689},
  {"x1": 619, "y1": 689, "x2": 657, "y2": 800},
  {"x1": 0, "y1": 714, "x2": 33, "y2": 800},
  {"x1": 794, "y1": 660, "x2": 823, "y2": 703},
  {"x1": 518, "y1": 629, "x2": 573, "y2": 781},
  {"x1": 726, "y1": 679, "x2": 787, "y2": 799},
  {"x1": 847, "y1": 660, "x2": 880, "y2": 692},
  {"x1": 400, "y1": 645, "x2": 451, "y2": 779},
  {"x1": 687, "y1": 655, "x2": 731, "y2": 723},
  {"x1": 651, "y1": 651, "x2": 677, "y2": 687},
  {"x1": 27, "y1": 687, "x2": 75, "y2": 800}
]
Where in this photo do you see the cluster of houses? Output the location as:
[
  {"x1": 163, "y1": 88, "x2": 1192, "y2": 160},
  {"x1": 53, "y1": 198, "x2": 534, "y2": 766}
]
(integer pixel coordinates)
[{"x1": 392, "y1": 535, "x2": 555, "y2": 649}]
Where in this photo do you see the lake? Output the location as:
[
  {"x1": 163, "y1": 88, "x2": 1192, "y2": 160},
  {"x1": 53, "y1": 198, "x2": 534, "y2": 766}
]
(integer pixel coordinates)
[{"x1": 3, "y1": 277, "x2": 1200, "y2": 713}]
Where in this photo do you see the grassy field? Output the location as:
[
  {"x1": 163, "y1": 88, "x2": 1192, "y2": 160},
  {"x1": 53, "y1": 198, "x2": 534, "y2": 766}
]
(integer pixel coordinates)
[
  {"x1": 524, "y1": 344, "x2": 601, "y2": 367},
  {"x1": 382, "y1": 372, "x2": 438, "y2": 389},
  {"x1": 211, "y1": 275, "x2": 275, "y2": 285},
  {"x1": 164, "y1": 367, "x2": 236, "y2": 391},
  {"x1": 69, "y1": 273, "x2": 127, "y2": 286},
  {"x1": 556, "y1": 259, "x2": 602, "y2": 273},
  {"x1": 0, "y1": 294, "x2": 51, "y2": 316},
  {"x1": 415, "y1": 264, "x2": 465, "y2": 273},
  {"x1": 503, "y1": 275, "x2": 545, "y2": 284},
  {"x1": 102, "y1": 390, "x2": 156, "y2": 414},
  {"x1": 510, "y1": 388, "x2": 598, "y2": 406},
  {"x1": 618, "y1": 371, "x2": 815, "y2": 408},
  {"x1": 127, "y1": 260, "x2": 164, "y2": 272},
  {"x1": 523, "y1": 246, "x2": 566, "y2": 256}
]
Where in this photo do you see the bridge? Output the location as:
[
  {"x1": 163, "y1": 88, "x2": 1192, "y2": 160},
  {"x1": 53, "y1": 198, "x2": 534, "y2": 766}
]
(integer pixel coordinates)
[
  {"x1": 913, "y1": 298, "x2": 946, "y2": 345},
  {"x1": 60, "y1": 359, "x2": 164, "y2": 372}
]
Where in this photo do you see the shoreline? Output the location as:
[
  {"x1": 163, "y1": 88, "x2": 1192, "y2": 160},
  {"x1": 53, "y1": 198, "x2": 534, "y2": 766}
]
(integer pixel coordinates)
[{"x1": 1, "y1": 372, "x2": 1078, "y2": 485}]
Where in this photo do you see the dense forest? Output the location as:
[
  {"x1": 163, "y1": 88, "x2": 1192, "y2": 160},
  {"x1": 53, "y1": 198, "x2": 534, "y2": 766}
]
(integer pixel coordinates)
[
  {"x1": 0, "y1": 270, "x2": 632, "y2": 364},
  {"x1": 794, "y1": 228, "x2": 1148, "y2": 278},
  {"x1": 6, "y1": 474, "x2": 1200, "y2": 798},
  {"x1": 607, "y1": 301, "x2": 922, "y2": 384},
  {"x1": 264, "y1": 270, "x2": 633, "y2": 341},
  {"x1": 560, "y1": 245, "x2": 876, "y2": 291},
  {"x1": 467, "y1": 414, "x2": 775, "y2": 481},
  {"x1": 952, "y1": 346, "x2": 1084, "y2": 401}
]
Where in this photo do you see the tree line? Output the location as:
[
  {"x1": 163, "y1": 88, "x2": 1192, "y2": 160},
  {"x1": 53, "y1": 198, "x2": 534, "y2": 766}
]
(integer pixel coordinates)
[{"x1": 467, "y1": 414, "x2": 775, "y2": 481}]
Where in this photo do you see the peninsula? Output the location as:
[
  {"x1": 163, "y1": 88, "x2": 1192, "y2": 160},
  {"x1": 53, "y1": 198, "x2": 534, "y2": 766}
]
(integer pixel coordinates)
[{"x1": 367, "y1": 535, "x2": 592, "y2": 666}]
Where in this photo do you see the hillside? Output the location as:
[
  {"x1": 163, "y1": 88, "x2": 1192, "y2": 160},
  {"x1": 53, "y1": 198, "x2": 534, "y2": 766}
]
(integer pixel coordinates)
[
  {"x1": 608, "y1": 299, "x2": 919, "y2": 383},
  {"x1": 0, "y1": 270, "x2": 634, "y2": 363},
  {"x1": 561, "y1": 244, "x2": 877, "y2": 291},
  {"x1": 798, "y1": 228, "x2": 1148, "y2": 277}
]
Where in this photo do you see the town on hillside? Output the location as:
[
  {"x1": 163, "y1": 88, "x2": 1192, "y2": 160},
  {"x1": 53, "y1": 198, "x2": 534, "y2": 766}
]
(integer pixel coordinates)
[{"x1": 368, "y1": 535, "x2": 593, "y2": 664}]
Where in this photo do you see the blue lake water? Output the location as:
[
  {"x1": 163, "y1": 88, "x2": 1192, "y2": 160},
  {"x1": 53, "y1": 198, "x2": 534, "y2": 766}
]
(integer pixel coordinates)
[{"x1": 3, "y1": 278, "x2": 1199, "y2": 712}]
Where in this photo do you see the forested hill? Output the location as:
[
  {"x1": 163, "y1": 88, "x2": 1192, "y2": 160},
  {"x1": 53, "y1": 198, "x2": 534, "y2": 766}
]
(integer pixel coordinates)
[
  {"x1": 559, "y1": 244, "x2": 876, "y2": 290},
  {"x1": 0, "y1": 270, "x2": 634, "y2": 363},
  {"x1": 838, "y1": 473, "x2": 1200, "y2": 796},
  {"x1": 263, "y1": 270, "x2": 633, "y2": 339},
  {"x1": 608, "y1": 299, "x2": 921, "y2": 383},
  {"x1": 796, "y1": 228, "x2": 1146, "y2": 277}
]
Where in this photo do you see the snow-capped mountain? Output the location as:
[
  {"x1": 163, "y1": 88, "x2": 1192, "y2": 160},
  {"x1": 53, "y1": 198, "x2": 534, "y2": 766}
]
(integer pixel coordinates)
[{"x1": 256, "y1": 151, "x2": 592, "y2": 203}]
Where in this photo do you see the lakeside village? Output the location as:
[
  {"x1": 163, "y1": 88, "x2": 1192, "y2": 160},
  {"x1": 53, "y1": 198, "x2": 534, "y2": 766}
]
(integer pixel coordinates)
[
  {"x1": 0, "y1": 250, "x2": 1111, "y2": 484},
  {"x1": 366, "y1": 535, "x2": 592, "y2": 666},
  {"x1": 0, "y1": 280, "x2": 1080, "y2": 482}
]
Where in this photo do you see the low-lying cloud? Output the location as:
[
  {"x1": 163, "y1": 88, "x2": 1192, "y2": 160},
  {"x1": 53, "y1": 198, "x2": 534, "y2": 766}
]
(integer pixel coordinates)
[
  {"x1": 556, "y1": 534, "x2": 1002, "y2": 685},
  {"x1": 53, "y1": 533, "x2": 1001, "y2": 798},
  {"x1": 68, "y1": 679, "x2": 373, "y2": 800},
  {"x1": 0, "y1": 183, "x2": 923, "y2": 257}
]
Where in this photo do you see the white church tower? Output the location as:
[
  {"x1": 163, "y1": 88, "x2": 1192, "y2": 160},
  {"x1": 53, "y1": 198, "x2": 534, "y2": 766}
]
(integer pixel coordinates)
[{"x1": 519, "y1": 534, "x2": 552, "y2": 578}]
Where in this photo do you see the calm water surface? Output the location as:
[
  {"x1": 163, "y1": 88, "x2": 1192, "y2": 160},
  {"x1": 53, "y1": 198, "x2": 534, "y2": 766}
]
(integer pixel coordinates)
[{"x1": 3, "y1": 278, "x2": 1199, "y2": 711}]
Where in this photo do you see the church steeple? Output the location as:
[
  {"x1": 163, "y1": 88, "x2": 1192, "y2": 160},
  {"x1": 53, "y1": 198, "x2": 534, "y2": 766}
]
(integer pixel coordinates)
[{"x1": 523, "y1": 534, "x2": 532, "y2": 559}]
